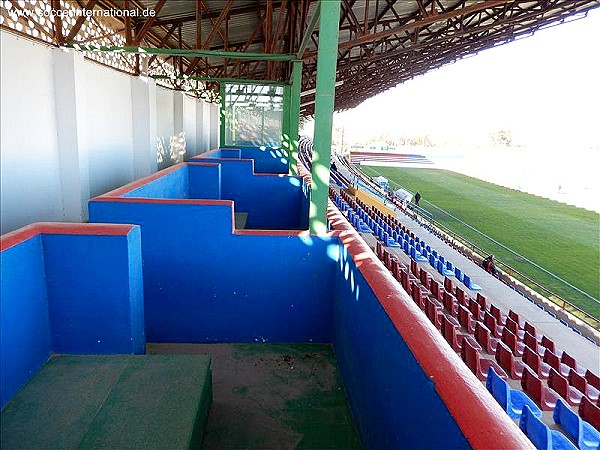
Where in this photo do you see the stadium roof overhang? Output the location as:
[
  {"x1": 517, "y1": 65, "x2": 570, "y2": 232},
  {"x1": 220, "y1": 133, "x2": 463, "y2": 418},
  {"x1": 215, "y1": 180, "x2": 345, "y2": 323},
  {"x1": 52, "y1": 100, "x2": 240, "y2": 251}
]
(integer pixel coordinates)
[{"x1": 2, "y1": 1, "x2": 598, "y2": 114}]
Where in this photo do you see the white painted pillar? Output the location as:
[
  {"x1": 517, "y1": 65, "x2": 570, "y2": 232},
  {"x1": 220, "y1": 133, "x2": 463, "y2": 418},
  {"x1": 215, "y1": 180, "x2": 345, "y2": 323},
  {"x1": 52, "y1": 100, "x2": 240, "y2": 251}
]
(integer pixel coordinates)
[
  {"x1": 195, "y1": 101, "x2": 205, "y2": 154},
  {"x1": 202, "y1": 101, "x2": 212, "y2": 152},
  {"x1": 131, "y1": 76, "x2": 158, "y2": 179},
  {"x1": 53, "y1": 48, "x2": 89, "y2": 222},
  {"x1": 184, "y1": 96, "x2": 197, "y2": 157},
  {"x1": 209, "y1": 103, "x2": 220, "y2": 150}
]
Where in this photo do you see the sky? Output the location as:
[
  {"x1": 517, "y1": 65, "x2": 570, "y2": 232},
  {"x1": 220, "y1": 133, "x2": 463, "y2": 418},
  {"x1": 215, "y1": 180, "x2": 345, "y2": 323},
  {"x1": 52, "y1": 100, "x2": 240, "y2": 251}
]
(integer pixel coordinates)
[{"x1": 306, "y1": 7, "x2": 600, "y2": 150}]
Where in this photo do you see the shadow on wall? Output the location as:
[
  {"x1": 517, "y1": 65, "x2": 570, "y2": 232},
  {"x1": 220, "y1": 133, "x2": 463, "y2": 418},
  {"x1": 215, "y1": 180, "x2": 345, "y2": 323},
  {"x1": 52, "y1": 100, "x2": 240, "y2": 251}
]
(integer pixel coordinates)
[{"x1": 157, "y1": 132, "x2": 186, "y2": 170}]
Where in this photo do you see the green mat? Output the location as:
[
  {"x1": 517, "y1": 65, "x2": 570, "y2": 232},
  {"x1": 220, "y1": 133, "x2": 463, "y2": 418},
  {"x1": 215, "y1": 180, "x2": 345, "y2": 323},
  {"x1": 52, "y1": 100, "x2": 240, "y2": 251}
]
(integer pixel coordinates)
[{"x1": 1, "y1": 354, "x2": 212, "y2": 449}]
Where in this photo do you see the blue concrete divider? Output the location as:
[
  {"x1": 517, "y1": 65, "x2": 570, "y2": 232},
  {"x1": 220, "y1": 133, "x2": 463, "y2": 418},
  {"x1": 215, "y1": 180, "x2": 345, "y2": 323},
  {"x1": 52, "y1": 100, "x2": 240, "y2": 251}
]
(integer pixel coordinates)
[
  {"x1": 194, "y1": 146, "x2": 288, "y2": 174},
  {"x1": 0, "y1": 223, "x2": 145, "y2": 409},
  {"x1": 189, "y1": 159, "x2": 307, "y2": 229},
  {"x1": 111, "y1": 162, "x2": 308, "y2": 230},
  {"x1": 89, "y1": 169, "x2": 333, "y2": 342}
]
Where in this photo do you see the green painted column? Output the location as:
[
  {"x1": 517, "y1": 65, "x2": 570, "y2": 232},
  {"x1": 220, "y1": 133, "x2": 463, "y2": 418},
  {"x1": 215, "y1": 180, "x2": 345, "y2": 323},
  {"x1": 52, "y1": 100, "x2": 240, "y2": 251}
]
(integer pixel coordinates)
[
  {"x1": 282, "y1": 83, "x2": 292, "y2": 165},
  {"x1": 310, "y1": 0, "x2": 341, "y2": 234},
  {"x1": 288, "y1": 60, "x2": 302, "y2": 175},
  {"x1": 219, "y1": 83, "x2": 226, "y2": 146}
]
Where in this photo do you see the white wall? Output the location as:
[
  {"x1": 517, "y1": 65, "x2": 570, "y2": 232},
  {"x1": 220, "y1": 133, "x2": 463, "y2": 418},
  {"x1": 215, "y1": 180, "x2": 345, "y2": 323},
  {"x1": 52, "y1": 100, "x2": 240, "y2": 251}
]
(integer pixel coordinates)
[
  {"x1": 83, "y1": 61, "x2": 135, "y2": 198},
  {"x1": 0, "y1": 30, "x2": 218, "y2": 234},
  {"x1": 0, "y1": 31, "x2": 63, "y2": 233}
]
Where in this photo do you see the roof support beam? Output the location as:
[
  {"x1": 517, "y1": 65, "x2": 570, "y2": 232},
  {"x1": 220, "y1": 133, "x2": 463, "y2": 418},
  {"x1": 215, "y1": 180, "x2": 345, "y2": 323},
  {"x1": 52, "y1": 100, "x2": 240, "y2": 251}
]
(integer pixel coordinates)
[
  {"x1": 296, "y1": 4, "x2": 320, "y2": 58},
  {"x1": 65, "y1": 0, "x2": 98, "y2": 42},
  {"x1": 340, "y1": 0, "x2": 512, "y2": 50},
  {"x1": 65, "y1": 44, "x2": 297, "y2": 61},
  {"x1": 133, "y1": 0, "x2": 166, "y2": 45},
  {"x1": 51, "y1": 0, "x2": 64, "y2": 45}
]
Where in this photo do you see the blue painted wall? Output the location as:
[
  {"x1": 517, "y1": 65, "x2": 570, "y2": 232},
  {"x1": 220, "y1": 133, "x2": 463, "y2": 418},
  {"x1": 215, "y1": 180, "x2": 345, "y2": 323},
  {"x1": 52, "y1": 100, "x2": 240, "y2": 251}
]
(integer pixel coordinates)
[
  {"x1": 332, "y1": 243, "x2": 471, "y2": 449},
  {"x1": 88, "y1": 200, "x2": 336, "y2": 343},
  {"x1": 195, "y1": 146, "x2": 288, "y2": 174},
  {"x1": 0, "y1": 236, "x2": 51, "y2": 409},
  {"x1": 189, "y1": 159, "x2": 306, "y2": 229},
  {"x1": 188, "y1": 164, "x2": 221, "y2": 200},
  {"x1": 43, "y1": 230, "x2": 145, "y2": 355},
  {"x1": 122, "y1": 166, "x2": 189, "y2": 199},
  {"x1": 0, "y1": 228, "x2": 145, "y2": 409}
]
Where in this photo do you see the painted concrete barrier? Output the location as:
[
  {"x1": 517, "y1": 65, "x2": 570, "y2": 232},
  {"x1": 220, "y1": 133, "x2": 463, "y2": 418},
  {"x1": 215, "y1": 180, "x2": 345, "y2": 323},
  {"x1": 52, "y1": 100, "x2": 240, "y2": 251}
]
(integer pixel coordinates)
[
  {"x1": 195, "y1": 146, "x2": 288, "y2": 174},
  {"x1": 0, "y1": 223, "x2": 145, "y2": 408},
  {"x1": 89, "y1": 164, "x2": 329, "y2": 343}
]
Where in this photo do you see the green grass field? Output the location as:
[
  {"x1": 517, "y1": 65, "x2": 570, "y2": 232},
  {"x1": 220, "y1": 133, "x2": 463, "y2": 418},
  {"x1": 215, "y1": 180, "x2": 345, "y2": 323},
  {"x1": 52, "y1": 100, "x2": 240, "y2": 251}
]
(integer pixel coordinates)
[{"x1": 360, "y1": 165, "x2": 600, "y2": 321}]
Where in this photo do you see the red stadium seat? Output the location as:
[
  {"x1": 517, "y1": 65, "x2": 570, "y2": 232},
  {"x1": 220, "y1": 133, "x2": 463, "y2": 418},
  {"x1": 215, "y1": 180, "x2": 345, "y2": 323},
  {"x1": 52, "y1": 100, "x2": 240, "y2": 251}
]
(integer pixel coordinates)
[
  {"x1": 523, "y1": 332, "x2": 545, "y2": 357},
  {"x1": 455, "y1": 287, "x2": 468, "y2": 306},
  {"x1": 561, "y1": 352, "x2": 586, "y2": 376},
  {"x1": 483, "y1": 312, "x2": 503, "y2": 339},
  {"x1": 400, "y1": 269, "x2": 410, "y2": 293},
  {"x1": 586, "y1": 370, "x2": 600, "y2": 391},
  {"x1": 410, "y1": 259, "x2": 419, "y2": 276},
  {"x1": 580, "y1": 396, "x2": 600, "y2": 432},
  {"x1": 444, "y1": 277, "x2": 453, "y2": 293},
  {"x1": 548, "y1": 369, "x2": 584, "y2": 407},
  {"x1": 430, "y1": 279, "x2": 442, "y2": 301},
  {"x1": 391, "y1": 259, "x2": 400, "y2": 281},
  {"x1": 524, "y1": 322, "x2": 541, "y2": 341},
  {"x1": 419, "y1": 269, "x2": 431, "y2": 290},
  {"x1": 411, "y1": 281, "x2": 426, "y2": 311},
  {"x1": 461, "y1": 337, "x2": 507, "y2": 381},
  {"x1": 376, "y1": 241, "x2": 384, "y2": 260},
  {"x1": 522, "y1": 346, "x2": 551, "y2": 379},
  {"x1": 569, "y1": 369, "x2": 600, "y2": 402},
  {"x1": 426, "y1": 298, "x2": 442, "y2": 330},
  {"x1": 441, "y1": 315, "x2": 478, "y2": 353},
  {"x1": 458, "y1": 305, "x2": 476, "y2": 334},
  {"x1": 468, "y1": 299, "x2": 484, "y2": 321},
  {"x1": 475, "y1": 293, "x2": 488, "y2": 312},
  {"x1": 508, "y1": 309, "x2": 523, "y2": 328},
  {"x1": 521, "y1": 367, "x2": 559, "y2": 411},
  {"x1": 490, "y1": 304, "x2": 506, "y2": 326},
  {"x1": 475, "y1": 321, "x2": 498, "y2": 355},
  {"x1": 495, "y1": 341, "x2": 526, "y2": 380},
  {"x1": 543, "y1": 349, "x2": 571, "y2": 378},
  {"x1": 501, "y1": 328, "x2": 525, "y2": 357},
  {"x1": 442, "y1": 292, "x2": 459, "y2": 318},
  {"x1": 504, "y1": 317, "x2": 525, "y2": 340},
  {"x1": 540, "y1": 335, "x2": 559, "y2": 356}
]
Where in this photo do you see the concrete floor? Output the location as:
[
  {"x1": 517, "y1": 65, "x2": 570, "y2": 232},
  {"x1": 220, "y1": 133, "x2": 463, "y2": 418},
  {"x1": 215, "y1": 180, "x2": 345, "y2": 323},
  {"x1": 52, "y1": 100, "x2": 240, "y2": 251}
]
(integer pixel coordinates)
[{"x1": 148, "y1": 343, "x2": 361, "y2": 450}]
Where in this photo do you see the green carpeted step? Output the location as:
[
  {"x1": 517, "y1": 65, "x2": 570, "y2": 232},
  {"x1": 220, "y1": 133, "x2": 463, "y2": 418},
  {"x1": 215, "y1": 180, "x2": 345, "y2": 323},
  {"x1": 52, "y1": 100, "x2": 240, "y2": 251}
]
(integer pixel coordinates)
[{"x1": 1, "y1": 354, "x2": 212, "y2": 449}]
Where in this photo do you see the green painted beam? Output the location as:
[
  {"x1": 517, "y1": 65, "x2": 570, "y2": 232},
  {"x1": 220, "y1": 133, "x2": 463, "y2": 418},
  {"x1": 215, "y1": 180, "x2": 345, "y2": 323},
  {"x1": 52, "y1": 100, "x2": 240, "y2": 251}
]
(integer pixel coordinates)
[
  {"x1": 297, "y1": 7, "x2": 320, "y2": 59},
  {"x1": 282, "y1": 83, "x2": 292, "y2": 167},
  {"x1": 64, "y1": 44, "x2": 296, "y2": 61},
  {"x1": 288, "y1": 60, "x2": 303, "y2": 175},
  {"x1": 310, "y1": 0, "x2": 341, "y2": 234},
  {"x1": 151, "y1": 75, "x2": 286, "y2": 86}
]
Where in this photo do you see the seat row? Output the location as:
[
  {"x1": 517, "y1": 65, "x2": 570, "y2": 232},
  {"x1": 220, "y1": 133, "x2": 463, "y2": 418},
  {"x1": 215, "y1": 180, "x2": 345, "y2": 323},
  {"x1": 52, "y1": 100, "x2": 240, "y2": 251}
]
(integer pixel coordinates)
[
  {"x1": 369, "y1": 231, "x2": 600, "y2": 444},
  {"x1": 488, "y1": 367, "x2": 600, "y2": 450}
]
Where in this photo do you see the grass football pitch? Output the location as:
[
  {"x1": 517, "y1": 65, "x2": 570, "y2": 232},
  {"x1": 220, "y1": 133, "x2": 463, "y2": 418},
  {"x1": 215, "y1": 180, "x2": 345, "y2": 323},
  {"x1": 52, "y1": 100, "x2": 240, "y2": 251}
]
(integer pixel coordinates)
[{"x1": 359, "y1": 165, "x2": 599, "y2": 321}]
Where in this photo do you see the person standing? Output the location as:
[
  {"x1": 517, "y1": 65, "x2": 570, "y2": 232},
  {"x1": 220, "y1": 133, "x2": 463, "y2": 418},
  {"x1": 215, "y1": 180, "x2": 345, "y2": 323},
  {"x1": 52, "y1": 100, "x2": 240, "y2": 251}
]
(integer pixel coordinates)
[{"x1": 414, "y1": 191, "x2": 421, "y2": 206}]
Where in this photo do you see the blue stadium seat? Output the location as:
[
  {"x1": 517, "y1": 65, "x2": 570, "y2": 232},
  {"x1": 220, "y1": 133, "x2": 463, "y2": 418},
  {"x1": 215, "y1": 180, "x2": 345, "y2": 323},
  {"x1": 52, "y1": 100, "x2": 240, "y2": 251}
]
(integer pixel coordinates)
[
  {"x1": 430, "y1": 254, "x2": 438, "y2": 268},
  {"x1": 384, "y1": 232, "x2": 400, "y2": 248},
  {"x1": 410, "y1": 246, "x2": 428, "y2": 263},
  {"x1": 554, "y1": 399, "x2": 600, "y2": 450},
  {"x1": 455, "y1": 267, "x2": 464, "y2": 282},
  {"x1": 486, "y1": 367, "x2": 542, "y2": 419},
  {"x1": 463, "y1": 274, "x2": 482, "y2": 291},
  {"x1": 520, "y1": 405, "x2": 577, "y2": 450}
]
